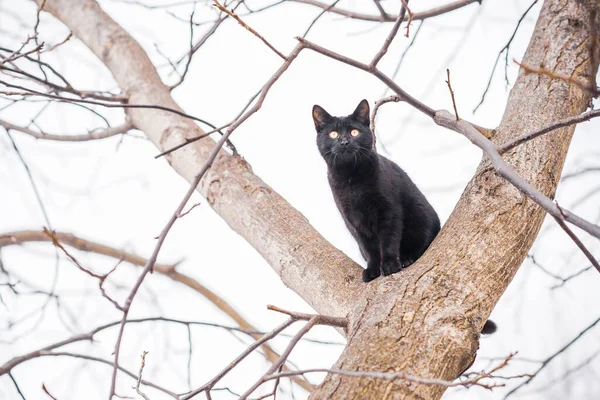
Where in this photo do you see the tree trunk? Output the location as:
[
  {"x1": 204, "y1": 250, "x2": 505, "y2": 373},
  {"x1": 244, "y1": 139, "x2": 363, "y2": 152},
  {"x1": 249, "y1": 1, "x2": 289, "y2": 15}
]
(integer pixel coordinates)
[
  {"x1": 36, "y1": 0, "x2": 600, "y2": 399},
  {"x1": 312, "y1": 0, "x2": 600, "y2": 398}
]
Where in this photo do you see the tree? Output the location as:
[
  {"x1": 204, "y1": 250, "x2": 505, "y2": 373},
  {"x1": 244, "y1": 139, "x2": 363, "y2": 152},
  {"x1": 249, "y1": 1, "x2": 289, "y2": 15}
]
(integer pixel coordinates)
[{"x1": 1, "y1": 0, "x2": 599, "y2": 399}]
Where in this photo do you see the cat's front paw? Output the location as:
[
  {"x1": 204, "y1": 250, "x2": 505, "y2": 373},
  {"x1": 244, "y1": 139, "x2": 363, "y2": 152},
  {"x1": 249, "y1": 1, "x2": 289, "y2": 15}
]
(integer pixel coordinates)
[
  {"x1": 381, "y1": 259, "x2": 402, "y2": 276},
  {"x1": 362, "y1": 267, "x2": 381, "y2": 282},
  {"x1": 401, "y1": 258, "x2": 415, "y2": 268}
]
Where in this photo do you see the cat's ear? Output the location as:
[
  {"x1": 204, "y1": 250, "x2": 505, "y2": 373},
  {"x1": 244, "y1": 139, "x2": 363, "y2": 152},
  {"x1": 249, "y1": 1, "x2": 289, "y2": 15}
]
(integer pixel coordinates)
[
  {"x1": 352, "y1": 99, "x2": 370, "y2": 126},
  {"x1": 312, "y1": 105, "x2": 333, "y2": 131}
]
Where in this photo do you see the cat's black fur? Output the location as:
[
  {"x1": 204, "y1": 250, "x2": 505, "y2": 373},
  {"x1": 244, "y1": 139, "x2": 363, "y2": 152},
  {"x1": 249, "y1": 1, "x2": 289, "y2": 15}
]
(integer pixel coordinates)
[{"x1": 312, "y1": 99, "x2": 441, "y2": 283}]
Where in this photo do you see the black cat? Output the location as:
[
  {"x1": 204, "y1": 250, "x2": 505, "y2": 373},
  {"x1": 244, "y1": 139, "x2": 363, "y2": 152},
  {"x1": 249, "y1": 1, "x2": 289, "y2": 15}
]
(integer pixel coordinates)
[{"x1": 312, "y1": 99, "x2": 441, "y2": 283}]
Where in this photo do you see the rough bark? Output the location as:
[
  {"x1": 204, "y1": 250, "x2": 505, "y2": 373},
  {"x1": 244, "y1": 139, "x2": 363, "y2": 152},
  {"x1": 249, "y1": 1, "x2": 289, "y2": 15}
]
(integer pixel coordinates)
[
  {"x1": 36, "y1": 0, "x2": 363, "y2": 320},
  {"x1": 312, "y1": 0, "x2": 600, "y2": 398},
  {"x1": 34, "y1": 0, "x2": 600, "y2": 399}
]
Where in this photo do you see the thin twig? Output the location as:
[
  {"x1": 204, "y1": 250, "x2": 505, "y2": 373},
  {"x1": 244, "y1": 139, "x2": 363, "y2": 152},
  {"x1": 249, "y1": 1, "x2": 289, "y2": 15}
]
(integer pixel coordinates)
[
  {"x1": 370, "y1": 95, "x2": 401, "y2": 137},
  {"x1": 133, "y1": 351, "x2": 150, "y2": 400},
  {"x1": 370, "y1": 1, "x2": 409, "y2": 69},
  {"x1": 473, "y1": 0, "x2": 539, "y2": 112},
  {"x1": 212, "y1": 0, "x2": 286, "y2": 60},
  {"x1": 239, "y1": 317, "x2": 320, "y2": 399},
  {"x1": 553, "y1": 202, "x2": 600, "y2": 274},
  {"x1": 302, "y1": 0, "x2": 342, "y2": 38},
  {"x1": 289, "y1": 0, "x2": 480, "y2": 23},
  {"x1": 0, "y1": 118, "x2": 133, "y2": 141},
  {"x1": 499, "y1": 108, "x2": 600, "y2": 153},
  {"x1": 504, "y1": 316, "x2": 600, "y2": 398},
  {"x1": 400, "y1": 0, "x2": 414, "y2": 37},
  {"x1": 263, "y1": 353, "x2": 517, "y2": 390},
  {"x1": 517, "y1": 60, "x2": 599, "y2": 96},
  {"x1": 445, "y1": 69, "x2": 459, "y2": 120}
]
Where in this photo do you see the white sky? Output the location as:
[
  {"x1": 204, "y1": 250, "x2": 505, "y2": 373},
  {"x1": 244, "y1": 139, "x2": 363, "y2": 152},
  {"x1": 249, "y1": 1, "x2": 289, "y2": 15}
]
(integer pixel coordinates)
[{"x1": 1, "y1": 0, "x2": 600, "y2": 399}]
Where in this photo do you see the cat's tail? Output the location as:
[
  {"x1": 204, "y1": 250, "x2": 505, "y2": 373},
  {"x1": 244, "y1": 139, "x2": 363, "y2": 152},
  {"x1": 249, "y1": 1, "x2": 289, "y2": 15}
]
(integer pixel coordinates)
[{"x1": 481, "y1": 320, "x2": 497, "y2": 334}]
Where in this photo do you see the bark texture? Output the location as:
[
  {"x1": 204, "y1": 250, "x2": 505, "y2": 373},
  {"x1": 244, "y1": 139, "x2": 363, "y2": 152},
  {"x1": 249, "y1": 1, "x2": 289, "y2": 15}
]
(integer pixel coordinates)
[
  {"x1": 37, "y1": 0, "x2": 363, "y2": 320},
  {"x1": 312, "y1": 1, "x2": 600, "y2": 398}
]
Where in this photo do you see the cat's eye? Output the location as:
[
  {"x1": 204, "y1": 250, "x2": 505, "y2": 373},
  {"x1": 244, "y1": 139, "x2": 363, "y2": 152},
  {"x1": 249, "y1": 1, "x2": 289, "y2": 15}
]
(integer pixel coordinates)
[
  {"x1": 329, "y1": 131, "x2": 339, "y2": 139},
  {"x1": 351, "y1": 129, "x2": 360, "y2": 137}
]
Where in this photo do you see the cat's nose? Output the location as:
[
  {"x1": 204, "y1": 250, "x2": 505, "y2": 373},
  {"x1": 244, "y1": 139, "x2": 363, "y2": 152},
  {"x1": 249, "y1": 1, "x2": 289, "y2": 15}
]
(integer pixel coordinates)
[{"x1": 340, "y1": 137, "x2": 349, "y2": 146}]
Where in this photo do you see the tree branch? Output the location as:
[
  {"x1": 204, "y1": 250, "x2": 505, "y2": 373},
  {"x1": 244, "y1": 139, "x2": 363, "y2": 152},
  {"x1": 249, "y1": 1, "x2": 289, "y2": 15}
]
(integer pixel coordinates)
[
  {"x1": 0, "y1": 118, "x2": 133, "y2": 141},
  {"x1": 289, "y1": 0, "x2": 480, "y2": 23}
]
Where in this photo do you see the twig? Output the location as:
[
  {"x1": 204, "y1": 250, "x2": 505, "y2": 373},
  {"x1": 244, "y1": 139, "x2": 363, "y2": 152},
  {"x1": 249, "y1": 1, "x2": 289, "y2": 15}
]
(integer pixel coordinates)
[
  {"x1": 504, "y1": 316, "x2": 600, "y2": 398},
  {"x1": 239, "y1": 317, "x2": 320, "y2": 399},
  {"x1": 498, "y1": 108, "x2": 600, "y2": 153},
  {"x1": 473, "y1": 0, "x2": 539, "y2": 112},
  {"x1": 289, "y1": 0, "x2": 481, "y2": 23},
  {"x1": 8, "y1": 372, "x2": 26, "y2": 400},
  {"x1": 445, "y1": 69, "x2": 459, "y2": 120},
  {"x1": 42, "y1": 384, "x2": 58, "y2": 400},
  {"x1": 181, "y1": 318, "x2": 297, "y2": 399},
  {"x1": 3, "y1": 129, "x2": 52, "y2": 227},
  {"x1": 267, "y1": 305, "x2": 348, "y2": 328},
  {"x1": 37, "y1": 351, "x2": 178, "y2": 398},
  {"x1": 0, "y1": 64, "x2": 126, "y2": 103},
  {"x1": 553, "y1": 202, "x2": 600, "y2": 274},
  {"x1": 370, "y1": 1, "x2": 409, "y2": 69},
  {"x1": 562, "y1": 166, "x2": 600, "y2": 182},
  {"x1": 370, "y1": 95, "x2": 401, "y2": 138},
  {"x1": 154, "y1": 123, "x2": 230, "y2": 158},
  {"x1": 133, "y1": 351, "x2": 150, "y2": 400},
  {"x1": 263, "y1": 353, "x2": 517, "y2": 390},
  {"x1": 400, "y1": 0, "x2": 414, "y2": 37},
  {"x1": 372, "y1": 0, "x2": 387, "y2": 21},
  {"x1": 517, "y1": 60, "x2": 599, "y2": 96},
  {"x1": 212, "y1": 0, "x2": 286, "y2": 60},
  {"x1": 0, "y1": 80, "x2": 216, "y2": 127},
  {"x1": 171, "y1": 10, "x2": 228, "y2": 89},
  {"x1": 42, "y1": 227, "x2": 124, "y2": 310},
  {"x1": 301, "y1": 0, "x2": 342, "y2": 38},
  {"x1": 384, "y1": 20, "x2": 424, "y2": 94},
  {"x1": 0, "y1": 119, "x2": 133, "y2": 141}
]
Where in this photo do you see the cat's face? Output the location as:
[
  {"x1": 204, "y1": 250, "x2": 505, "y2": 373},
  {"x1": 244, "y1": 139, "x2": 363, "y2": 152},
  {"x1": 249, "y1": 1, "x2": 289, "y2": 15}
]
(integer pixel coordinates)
[{"x1": 312, "y1": 99, "x2": 375, "y2": 167}]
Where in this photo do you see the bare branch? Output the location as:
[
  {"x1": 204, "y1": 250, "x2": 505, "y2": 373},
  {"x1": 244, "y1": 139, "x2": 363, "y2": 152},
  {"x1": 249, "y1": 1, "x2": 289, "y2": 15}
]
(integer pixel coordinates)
[
  {"x1": 181, "y1": 318, "x2": 297, "y2": 400},
  {"x1": 473, "y1": 0, "x2": 540, "y2": 112},
  {"x1": 553, "y1": 203, "x2": 600, "y2": 274},
  {"x1": 372, "y1": 0, "x2": 388, "y2": 21},
  {"x1": 445, "y1": 68, "x2": 460, "y2": 121},
  {"x1": 38, "y1": 351, "x2": 179, "y2": 398},
  {"x1": 517, "y1": 60, "x2": 599, "y2": 96},
  {"x1": 499, "y1": 108, "x2": 600, "y2": 154},
  {"x1": 0, "y1": 80, "x2": 217, "y2": 127},
  {"x1": 370, "y1": 1, "x2": 409, "y2": 69},
  {"x1": 264, "y1": 353, "x2": 517, "y2": 390},
  {"x1": 133, "y1": 351, "x2": 150, "y2": 400},
  {"x1": 239, "y1": 316, "x2": 320, "y2": 399},
  {"x1": 267, "y1": 305, "x2": 348, "y2": 328},
  {"x1": 301, "y1": 0, "x2": 343, "y2": 38},
  {"x1": 504, "y1": 316, "x2": 600, "y2": 398},
  {"x1": 213, "y1": 0, "x2": 286, "y2": 60},
  {"x1": 370, "y1": 95, "x2": 401, "y2": 136},
  {"x1": 290, "y1": 0, "x2": 481, "y2": 23},
  {"x1": 0, "y1": 118, "x2": 133, "y2": 141}
]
